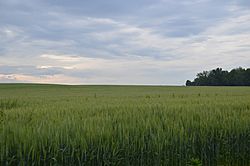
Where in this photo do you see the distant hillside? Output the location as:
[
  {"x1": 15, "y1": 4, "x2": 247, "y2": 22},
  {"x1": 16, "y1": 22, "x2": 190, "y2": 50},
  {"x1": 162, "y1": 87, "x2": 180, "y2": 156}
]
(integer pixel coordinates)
[{"x1": 186, "y1": 67, "x2": 250, "y2": 86}]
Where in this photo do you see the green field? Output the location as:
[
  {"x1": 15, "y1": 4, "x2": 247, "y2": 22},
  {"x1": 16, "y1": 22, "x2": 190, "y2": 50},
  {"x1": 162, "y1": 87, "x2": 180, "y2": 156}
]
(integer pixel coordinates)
[{"x1": 0, "y1": 84, "x2": 250, "y2": 165}]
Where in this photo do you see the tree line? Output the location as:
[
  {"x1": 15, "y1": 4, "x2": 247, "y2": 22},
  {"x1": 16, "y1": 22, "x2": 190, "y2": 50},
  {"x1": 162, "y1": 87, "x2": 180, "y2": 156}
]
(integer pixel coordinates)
[{"x1": 186, "y1": 67, "x2": 250, "y2": 86}]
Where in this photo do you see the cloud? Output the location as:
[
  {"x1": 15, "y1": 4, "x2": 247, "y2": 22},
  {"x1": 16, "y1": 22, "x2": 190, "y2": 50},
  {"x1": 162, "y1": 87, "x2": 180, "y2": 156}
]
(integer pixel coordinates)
[
  {"x1": 0, "y1": 74, "x2": 82, "y2": 84},
  {"x1": 40, "y1": 54, "x2": 81, "y2": 62},
  {"x1": 0, "y1": 65, "x2": 65, "y2": 76},
  {"x1": 0, "y1": 0, "x2": 250, "y2": 84}
]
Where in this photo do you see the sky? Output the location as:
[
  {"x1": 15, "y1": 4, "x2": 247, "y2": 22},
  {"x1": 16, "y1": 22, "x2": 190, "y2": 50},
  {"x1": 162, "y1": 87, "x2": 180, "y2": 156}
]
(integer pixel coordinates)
[{"x1": 0, "y1": 0, "x2": 250, "y2": 85}]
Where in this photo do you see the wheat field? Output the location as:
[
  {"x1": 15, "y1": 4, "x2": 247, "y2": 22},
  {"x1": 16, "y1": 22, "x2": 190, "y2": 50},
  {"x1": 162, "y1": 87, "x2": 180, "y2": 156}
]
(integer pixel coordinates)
[{"x1": 0, "y1": 84, "x2": 250, "y2": 165}]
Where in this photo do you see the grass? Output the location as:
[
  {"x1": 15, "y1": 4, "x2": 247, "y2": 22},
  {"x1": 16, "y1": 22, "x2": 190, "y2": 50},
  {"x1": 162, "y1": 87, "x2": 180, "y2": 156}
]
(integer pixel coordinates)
[{"x1": 0, "y1": 84, "x2": 250, "y2": 165}]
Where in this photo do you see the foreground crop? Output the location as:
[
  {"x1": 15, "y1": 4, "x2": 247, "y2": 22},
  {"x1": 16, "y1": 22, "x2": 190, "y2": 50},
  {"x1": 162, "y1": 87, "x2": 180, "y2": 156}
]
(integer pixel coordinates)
[{"x1": 0, "y1": 84, "x2": 250, "y2": 165}]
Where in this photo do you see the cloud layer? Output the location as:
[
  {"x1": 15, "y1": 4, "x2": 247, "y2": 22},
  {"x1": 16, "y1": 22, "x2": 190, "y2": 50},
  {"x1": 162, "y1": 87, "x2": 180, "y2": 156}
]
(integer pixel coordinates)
[{"x1": 0, "y1": 0, "x2": 250, "y2": 84}]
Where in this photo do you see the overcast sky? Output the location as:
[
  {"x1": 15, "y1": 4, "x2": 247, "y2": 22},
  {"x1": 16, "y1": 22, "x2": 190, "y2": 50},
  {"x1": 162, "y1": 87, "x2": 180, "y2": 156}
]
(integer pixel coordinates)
[{"x1": 0, "y1": 0, "x2": 250, "y2": 85}]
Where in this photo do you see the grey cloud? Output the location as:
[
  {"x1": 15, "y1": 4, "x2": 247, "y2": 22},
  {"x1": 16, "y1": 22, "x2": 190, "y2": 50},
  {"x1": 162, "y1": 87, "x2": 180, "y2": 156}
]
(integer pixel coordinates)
[
  {"x1": 0, "y1": 65, "x2": 63, "y2": 76},
  {"x1": 0, "y1": 64, "x2": 105, "y2": 80},
  {"x1": 1, "y1": 0, "x2": 250, "y2": 84}
]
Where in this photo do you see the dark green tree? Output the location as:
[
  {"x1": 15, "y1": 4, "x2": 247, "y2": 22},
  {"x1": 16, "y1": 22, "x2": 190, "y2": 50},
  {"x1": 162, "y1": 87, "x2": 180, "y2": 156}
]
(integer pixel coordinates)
[{"x1": 186, "y1": 67, "x2": 250, "y2": 86}]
